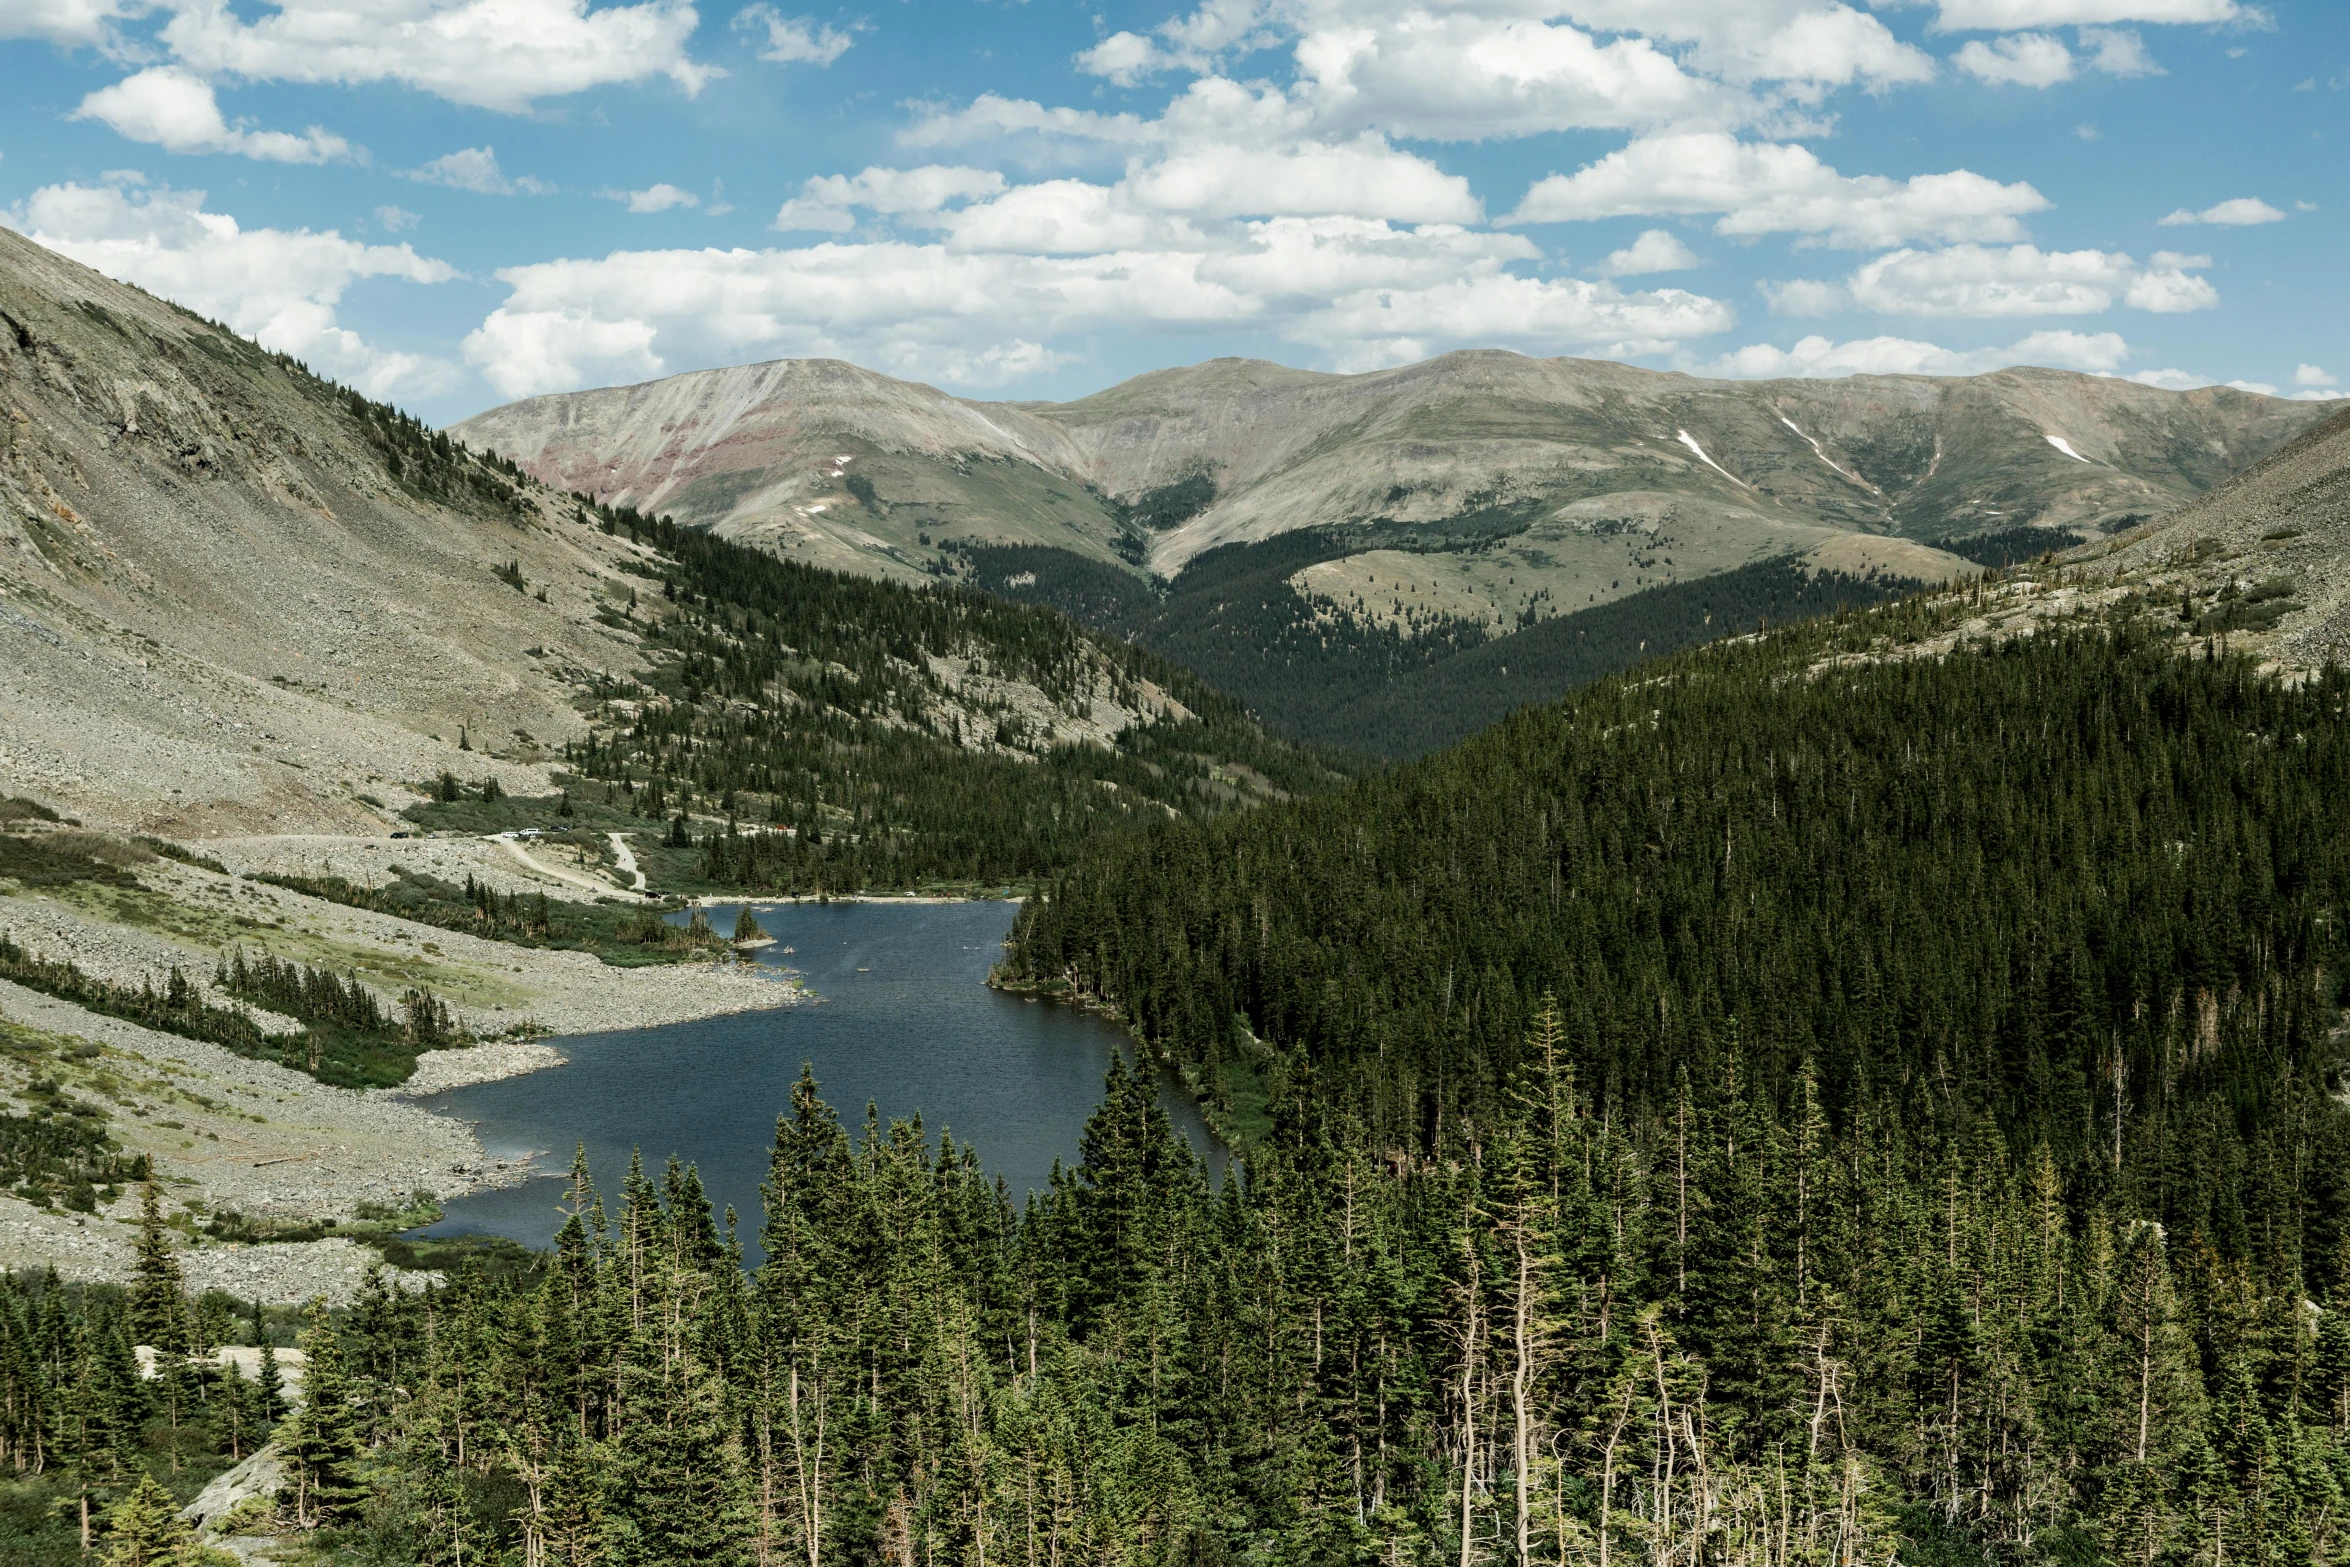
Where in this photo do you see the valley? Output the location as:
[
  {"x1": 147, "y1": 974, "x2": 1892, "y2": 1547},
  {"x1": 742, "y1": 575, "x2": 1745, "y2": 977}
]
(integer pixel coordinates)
[
  {"x1": 0, "y1": 226, "x2": 1331, "y2": 1306},
  {"x1": 2, "y1": 218, "x2": 2349, "y2": 1567},
  {"x1": 458, "y1": 349, "x2": 2335, "y2": 753}
]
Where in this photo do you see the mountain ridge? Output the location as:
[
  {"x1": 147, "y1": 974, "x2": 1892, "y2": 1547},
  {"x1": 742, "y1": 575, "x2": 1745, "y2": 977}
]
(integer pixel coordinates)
[
  {"x1": 454, "y1": 346, "x2": 2335, "y2": 600},
  {"x1": 0, "y1": 229, "x2": 1336, "y2": 842},
  {"x1": 454, "y1": 347, "x2": 2337, "y2": 752}
]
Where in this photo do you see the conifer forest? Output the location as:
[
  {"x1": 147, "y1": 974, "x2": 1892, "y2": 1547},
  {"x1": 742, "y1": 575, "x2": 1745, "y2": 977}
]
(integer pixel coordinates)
[{"x1": 20, "y1": 598, "x2": 2350, "y2": 1567}]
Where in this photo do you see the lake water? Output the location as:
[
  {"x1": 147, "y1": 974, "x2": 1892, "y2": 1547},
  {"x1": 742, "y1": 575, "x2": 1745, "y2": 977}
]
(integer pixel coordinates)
[{"x1": 410, "y1": 900, "x2": 1219, "y2": 1261}]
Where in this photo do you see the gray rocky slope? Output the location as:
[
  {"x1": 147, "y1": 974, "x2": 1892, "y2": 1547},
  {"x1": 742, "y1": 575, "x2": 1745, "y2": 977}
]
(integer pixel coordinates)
[
  {"x1": 0, "y1": 225, "x2": 670, "y2": 836},
  {"x1": 0, "y1": 230, "x2": 1199, "y2": 836}
]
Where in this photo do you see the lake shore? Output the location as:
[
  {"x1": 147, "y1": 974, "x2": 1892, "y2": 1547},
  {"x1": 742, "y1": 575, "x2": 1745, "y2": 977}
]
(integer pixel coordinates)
[
  {"x1": 689, "y1": 891, "x2": 1025, "y2": 907},
  {"x1": 0, "y1": 843, "x2": 819, "y2": 1296},
  {"x1": 411, "y1": 898, "x2": 1220, "y2": 1257}
]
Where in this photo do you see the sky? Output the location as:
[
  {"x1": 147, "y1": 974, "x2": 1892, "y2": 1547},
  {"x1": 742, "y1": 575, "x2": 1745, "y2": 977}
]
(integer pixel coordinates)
[{"x1": 0, "y1": 0, "x2": 2342, "y2": 426}]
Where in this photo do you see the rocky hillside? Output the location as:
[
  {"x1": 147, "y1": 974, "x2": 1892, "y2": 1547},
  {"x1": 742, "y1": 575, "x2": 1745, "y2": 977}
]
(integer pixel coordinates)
[
  {"x1": 0, "y1": 225, "x2": 678, "y2": 835},
  {"x1": 0, "y1": 229, "x2": 1328, "y2": 838},
  {"x1": 455, "y1": 349, "x2": 2336, "y2": 753},
  {"x1": 455, "y1": 350, "x2": 2335, "y2": 640},
  {"x1": 2076, "y1": 403, "x2": 2350, "y2": 669}
]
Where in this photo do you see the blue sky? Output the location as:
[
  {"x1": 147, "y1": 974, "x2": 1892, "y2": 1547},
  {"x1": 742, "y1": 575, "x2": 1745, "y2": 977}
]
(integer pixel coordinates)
[{"x1": 2, "y1": 0, "x2": 2342, "y2": 424}]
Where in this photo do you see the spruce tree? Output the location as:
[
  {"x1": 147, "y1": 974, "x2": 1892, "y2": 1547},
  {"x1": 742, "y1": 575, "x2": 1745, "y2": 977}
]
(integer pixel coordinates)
[
  {"x1": 98, "y1": 1472, "x2": 191, "y2": 1567},
  {"x1": 127, "y1": 1181, "x2": 187, "y2": 1354},
  {"x1": 281, "y1": 1300, "x2": 367, "y2": 1528},
  {"x1": 256, "y1": 1340, "x2": 286, "y2": 1432},
  {"x1": 409, "y1": 1414, "x2": 481, "y2": 1567},
  {"x1": 598, "y1": 1331, "x2": 752, "y2": 1566}
]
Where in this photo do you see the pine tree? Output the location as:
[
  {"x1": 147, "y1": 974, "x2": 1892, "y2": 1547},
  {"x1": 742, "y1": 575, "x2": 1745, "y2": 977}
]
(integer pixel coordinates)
[
  {"x1": 598, "y1": 1329, "x2": 753, "y2": 1565},
  {"x1": 256, "y1": 1340, "x2": 286, "y2": 1432},
  {"x1": 128, "y1": 1181, "x2": 187, "y2": 1354},
  {"x1": 99, "y1": 1472, "x2": 191, "y2": 1567},
  {"x1": 281, "y1": 1300, "x2": 367, "y2": 1528},
  {"x1": 410, "y1": 1416, "x2": 482, "y2": 1567}
]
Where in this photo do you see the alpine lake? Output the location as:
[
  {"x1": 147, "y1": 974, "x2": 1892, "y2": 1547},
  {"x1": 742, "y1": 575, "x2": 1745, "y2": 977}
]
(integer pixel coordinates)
[{"x1": 407, "y1": 900, "x2": 1220, "y2": 1265}]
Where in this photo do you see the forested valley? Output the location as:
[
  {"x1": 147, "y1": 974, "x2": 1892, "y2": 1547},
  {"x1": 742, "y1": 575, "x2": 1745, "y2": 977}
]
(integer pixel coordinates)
[
  {"x1": 30, "y1": 595, "x2": 2343, "y2": 1567},
  {"x1": 959, "y1": 536, "x2": 1927, "y2": 759},
  {"x1": 545, "y1": 513, "x2": 1361, "y2": 896},
  {"x1": 992, "y1": 611, "x2": 2350, "y2": 1561}
]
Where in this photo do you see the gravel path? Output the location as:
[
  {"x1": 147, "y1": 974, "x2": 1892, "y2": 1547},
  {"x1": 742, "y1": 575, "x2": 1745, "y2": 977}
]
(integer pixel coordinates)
[
  {"x1": 607, "y1": 831, "x2": 647, "y2": 891},
  {"x1": 494, "y1": 835, "x2": 634, "y2": 900}
]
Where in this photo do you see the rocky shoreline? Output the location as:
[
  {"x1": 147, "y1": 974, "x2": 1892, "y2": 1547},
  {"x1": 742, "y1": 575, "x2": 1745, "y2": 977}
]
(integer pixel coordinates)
[{"x1": 0, "y1": 846, "x2": 815, "y2": 1298}]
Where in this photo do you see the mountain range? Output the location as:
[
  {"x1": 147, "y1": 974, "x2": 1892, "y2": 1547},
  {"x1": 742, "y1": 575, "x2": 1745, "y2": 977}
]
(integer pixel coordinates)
[
  {"x1": 454, "y1": 351, "x2": 2338, "y2": 751},
  {"x1": 0, "y1": 228, "x2": 1317, "y2": 839}
]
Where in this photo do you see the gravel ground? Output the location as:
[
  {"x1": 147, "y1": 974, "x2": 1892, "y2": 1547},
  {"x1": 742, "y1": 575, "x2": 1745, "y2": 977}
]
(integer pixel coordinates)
[
  {"x1": 205, "y1": 831, "x2": 626, "y2": 904},
  {"x1": 0, "y1": 978, "x2": 527, "y2": 1217},
  {"x1": 0, "y1": 1200, "x2": 433, "y2": 1304},
  {"x1": 389, "y1": 1040, "x2": 569, "y2": 1096}
]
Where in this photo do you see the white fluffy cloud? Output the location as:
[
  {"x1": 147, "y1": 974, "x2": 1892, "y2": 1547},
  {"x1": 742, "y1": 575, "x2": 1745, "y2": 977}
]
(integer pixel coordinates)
[
  {"x1": 400, "y1": 146, "x2": 551, "y2": 196},
  {"x1": 1068, "y1": 0, "x2": 1933, "y2": 143},
  {"x1": 1552, "y1": 1, "x2": 1935, "y2": 94},
  {"x1": 74, "y1": 69, "x2": 353, "y2": 163},
  {"x1": 774, "y1": 166, "x2": 1008, "y2": 231},
  {"x1": 1602, "y1": 228, "x2": 1700, "y2": 275},
  {"x1": 1701, "y1": 328, "x2": 2130, "y2": 378},
  {"x1": 1292, "y1": 14, "x2": 1733, "y2": 141},
  {"x1": 1951, "y1": 24, "x2": 2163, "y2": 82},
  {"x1": 611, "y1": 183, "x2": 699, "y2": 213},
  {"x1": 1510, "y1": 132, "x2": 2048, "y2": 248},
  {"x1": 4, "y1": 181, "x2": 458, "y2": 398},
  {"x1": 1847, "y1": 243, "x2": 2217, "y2": 316},
  {"x1": 1954, "y1": 33, "x2": 2075, "y2": 86},
  {"x1": 1927, "y1": 0, "x2": 2244, "y2": 25},
  {"x1": 734, "y1": 5, "x2": 854, "y2": 66},
  {"x1": 159, "y1": 0, "x2": 712, "y2": 114},
  {"x1": 1077, "y1": 0, "x2": 1276, "y2": 85},
  {"x1": 1760, "y1": 277, "x2": 1848, "y2": 315},
  {"x1": 2295, "y1": 364, "x2": 2337, "y2": 387},
  {"x1": 2079, "y1": 27, "x2": 2160, "y2": 74},
  {"x1": 2158, "y1": 197, "x2": 2286, "y2": 226},
  {"x1": 460, "y1": 215, "x2": 1733, "y2": 397},
  {"x1": 1295, "y1": 274, "x2": 1735, "y2": 372},
  {"x1": 809, "y1": 123, "x2": 1478, "y2": 235},
  {"x1": 1128, "y1": 134, "x2": 1480, "y2": 222},
  {"x1": 932, "y1": 182, "x2": 1197, "y2": 254},
  {"x1": 0, "y1": 0, "x2": 138, "y2": 47},
  {"x1": 899, "y1": 93, "x2": 1156, "y2": 150}
]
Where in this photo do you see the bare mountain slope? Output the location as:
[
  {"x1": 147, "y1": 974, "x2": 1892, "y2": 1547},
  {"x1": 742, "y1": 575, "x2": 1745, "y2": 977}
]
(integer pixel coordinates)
[
  {"x1": 1, "y1": 229, "x2": 1336, "y2": 833},
  {"x1": 455, "y1": 350, "x2": 2334, "y2": 650},
  {"x1": 2082, "y1": 403, "x2": 2350, "y2": 668},
  {"x1": 452, "y1": 357, "x2": 1115, "y2": 584},
  {"x1": 0, "y1": 225, "x2": 677, "y2": 835}
]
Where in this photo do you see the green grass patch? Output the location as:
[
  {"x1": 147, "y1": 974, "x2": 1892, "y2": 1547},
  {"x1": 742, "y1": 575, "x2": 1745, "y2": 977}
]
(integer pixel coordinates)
[
  {"x1": 0, "y1": 931, "x2": 465, "y2": 1090},
  {"x1": 375, "y1": 1230, "x2": 547, "y2": 1284},
  {"x1": 202, "y1": 1188, "x2": 441, "y2": 1246},
  {"x1": 132, "y1": 837, "x2": 231, "y2": 875},
  {"x1": 0, "y1": 1078, "x2": 146, "y2": 1211},
  {"x1": 0, "y1": 831, "x2": 150, "y2": 889},
  {"x1": 400, "y1": 790, "x2": 639, "y2": 836},
  {"x1": 250, "y1": 867, "x2": 727, "y2": 966}
]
